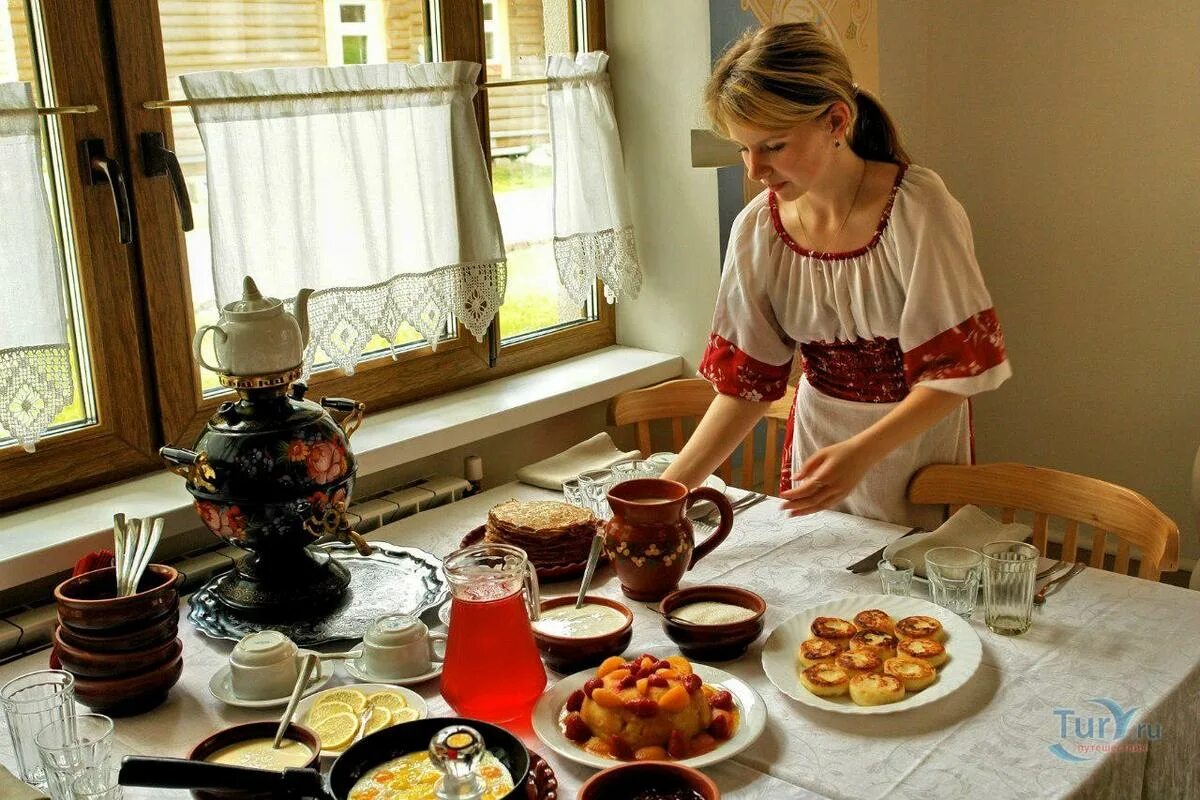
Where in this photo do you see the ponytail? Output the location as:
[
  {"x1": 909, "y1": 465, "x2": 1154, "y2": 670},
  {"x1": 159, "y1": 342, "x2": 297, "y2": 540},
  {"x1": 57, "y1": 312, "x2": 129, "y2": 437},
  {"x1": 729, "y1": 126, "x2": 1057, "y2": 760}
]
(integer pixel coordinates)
[{"x1": 849, "y1": 87, "x2": 910, "y2": 164}]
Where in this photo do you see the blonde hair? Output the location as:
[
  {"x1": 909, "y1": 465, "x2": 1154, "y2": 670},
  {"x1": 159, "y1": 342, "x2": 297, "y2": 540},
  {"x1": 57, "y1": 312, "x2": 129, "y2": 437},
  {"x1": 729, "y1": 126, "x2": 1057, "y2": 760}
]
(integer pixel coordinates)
[{"x1": 705, "y1": 23, "x2": 910, "y2": 165}]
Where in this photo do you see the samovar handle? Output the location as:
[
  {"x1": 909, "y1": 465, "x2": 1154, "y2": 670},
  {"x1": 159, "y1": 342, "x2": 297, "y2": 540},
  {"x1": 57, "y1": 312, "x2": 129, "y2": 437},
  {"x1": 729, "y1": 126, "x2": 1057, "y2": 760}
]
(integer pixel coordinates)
[{"x1": 320, "y1": 397, "x2": 366, "y2": 440}]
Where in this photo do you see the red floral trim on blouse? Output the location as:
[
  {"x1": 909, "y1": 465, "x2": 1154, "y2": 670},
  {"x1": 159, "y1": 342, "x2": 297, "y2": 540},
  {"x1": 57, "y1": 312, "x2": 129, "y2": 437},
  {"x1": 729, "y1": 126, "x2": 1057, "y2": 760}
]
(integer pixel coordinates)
[
  {"x1": 799, "y1": 337, "x2": 909, "y2": 403},
  {"x1": 903, "y1": 308, "x2": 1007, "y2": 385},
  {"x1": 769, "y1": 164, "x2": 908, "y2": 261},
  {"x1": 699, "y1": 332, "x2": 791, "y2": 402}
]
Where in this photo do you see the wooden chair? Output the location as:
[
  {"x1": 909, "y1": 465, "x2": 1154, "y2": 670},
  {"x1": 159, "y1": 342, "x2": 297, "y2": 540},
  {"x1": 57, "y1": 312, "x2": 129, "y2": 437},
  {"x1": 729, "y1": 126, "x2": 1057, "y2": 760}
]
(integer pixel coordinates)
[
  {"x1": 908, "y1": 463, "x2": 1180, "y2": 581},
  {"x1": 609, "y1": 378, "x2": 794, "y2": 494}
]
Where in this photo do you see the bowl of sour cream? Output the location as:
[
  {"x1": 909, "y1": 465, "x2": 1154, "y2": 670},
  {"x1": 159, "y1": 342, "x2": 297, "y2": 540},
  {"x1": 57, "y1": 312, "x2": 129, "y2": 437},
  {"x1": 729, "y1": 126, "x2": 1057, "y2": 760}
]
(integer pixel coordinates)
[
  {"x1": 532, "y1": 596, "x2": 634, "y2": 674},
  {"x1": 658, "y1": 585, "x2": 766, "y2": 662}
]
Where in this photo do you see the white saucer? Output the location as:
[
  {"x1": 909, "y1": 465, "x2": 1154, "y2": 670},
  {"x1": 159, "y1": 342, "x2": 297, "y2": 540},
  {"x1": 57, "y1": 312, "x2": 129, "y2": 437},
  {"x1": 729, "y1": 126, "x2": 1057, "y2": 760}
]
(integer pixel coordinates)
[
  {"x1": 342, "y1": 657, "x2": 443, "y2": 686},
  {"x1": 208, "y1": 650, "x2": 333, "y2": 708}
]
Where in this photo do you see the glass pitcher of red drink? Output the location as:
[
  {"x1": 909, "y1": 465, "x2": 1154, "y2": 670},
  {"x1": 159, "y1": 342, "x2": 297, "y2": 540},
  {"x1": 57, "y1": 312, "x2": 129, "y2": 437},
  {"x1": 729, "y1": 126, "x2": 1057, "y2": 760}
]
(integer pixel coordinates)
[{"x1": 440, "y1": 543, "x2": 546, "y2": 724}]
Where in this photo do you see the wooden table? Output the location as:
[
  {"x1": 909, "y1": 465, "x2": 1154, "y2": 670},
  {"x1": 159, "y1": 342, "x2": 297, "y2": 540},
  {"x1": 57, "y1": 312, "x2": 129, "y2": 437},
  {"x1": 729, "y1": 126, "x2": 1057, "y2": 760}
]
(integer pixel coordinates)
[{"x1": 3, "y1": 482, "x2": 1198, "y2": 799}]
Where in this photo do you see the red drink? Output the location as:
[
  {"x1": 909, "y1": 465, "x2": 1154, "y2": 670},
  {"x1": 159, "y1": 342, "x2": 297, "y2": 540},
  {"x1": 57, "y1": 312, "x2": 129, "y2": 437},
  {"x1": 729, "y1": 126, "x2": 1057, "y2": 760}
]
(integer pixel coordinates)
[{"x1": 440, "y1": 578, "x2": 547, "y2": 723}]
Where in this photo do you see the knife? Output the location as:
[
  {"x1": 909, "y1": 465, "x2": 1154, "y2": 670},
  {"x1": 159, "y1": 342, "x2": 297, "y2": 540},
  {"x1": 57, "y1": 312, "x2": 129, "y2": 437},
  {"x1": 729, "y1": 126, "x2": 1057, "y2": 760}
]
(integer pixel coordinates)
[
  {"x1": 1033, "y1": 561, "x2": 1085, "y2": 605},
  {"x1": 847, "y1": 526, "x2": 924, "y2": 574}
]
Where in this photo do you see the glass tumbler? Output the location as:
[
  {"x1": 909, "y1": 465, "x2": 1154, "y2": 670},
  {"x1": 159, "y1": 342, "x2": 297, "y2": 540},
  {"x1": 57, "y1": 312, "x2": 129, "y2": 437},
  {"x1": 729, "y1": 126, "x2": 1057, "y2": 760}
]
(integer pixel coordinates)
[
  {"x1": 577, "y1": 468, "x2": 615, "y2": 519},
  {"x1": 0, "y1": 669, "x2": 75, "y2": 787},
  {"x1": 35, "y1": 713, "x2": 113, "y2": 800},
  {"x1": 982, "y1": 541, "x2": 1039, "y2": 635},
  {"x1": 924, "y1": 547, "x2": 983, "y2": 619},
  {"x1": 71, "y1": 765, "x2": 122, "y2": 800},
  {"x1": 878, "y1": 557, "x2": 915, "y2": 596},
  {"x1": 561, "y1": 478, "x2": 584, "y2": 508}
]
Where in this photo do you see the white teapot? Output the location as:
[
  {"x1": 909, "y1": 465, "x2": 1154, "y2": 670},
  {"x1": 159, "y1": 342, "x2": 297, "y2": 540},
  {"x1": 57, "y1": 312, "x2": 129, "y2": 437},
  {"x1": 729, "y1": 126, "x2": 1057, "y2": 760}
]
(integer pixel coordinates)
[{"x1": 193, "y1": 276, "x2": 314, "y2": 376}]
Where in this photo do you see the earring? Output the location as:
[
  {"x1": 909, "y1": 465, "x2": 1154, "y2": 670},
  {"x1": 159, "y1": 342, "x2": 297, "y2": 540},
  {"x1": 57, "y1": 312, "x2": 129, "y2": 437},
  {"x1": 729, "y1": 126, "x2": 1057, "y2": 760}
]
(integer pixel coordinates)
[{"x1": 834, "y1": 140, "x2": 841, "y2": 148}]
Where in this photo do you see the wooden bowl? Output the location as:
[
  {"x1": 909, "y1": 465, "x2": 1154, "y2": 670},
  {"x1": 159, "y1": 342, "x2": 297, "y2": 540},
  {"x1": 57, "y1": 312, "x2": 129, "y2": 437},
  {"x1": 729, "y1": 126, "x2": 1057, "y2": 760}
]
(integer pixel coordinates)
[
  {"x1": 72, "y1": 649, "x2": 183, "y2": 715},
  {"x1": 579, "y1": 761, "x2": 720, "y2": 800},
  {"x1": 55, "y1": 565, "x2": 181, "y2": 632},
  {"x1": 658, "y1": 585, "x2": 766, "y2": 662},
  {"x1": 54, "y1": 627, "x2": 181, "y2": 679},
  {"x1": 532, "y1": 595, "x2": 633, "y2": 674},
  {"x1": 187, "y1": 721, "x2": 321, "y2": 800},
  {"x1": 57, "y1": 612, "x2": 179, "y2": 652}
]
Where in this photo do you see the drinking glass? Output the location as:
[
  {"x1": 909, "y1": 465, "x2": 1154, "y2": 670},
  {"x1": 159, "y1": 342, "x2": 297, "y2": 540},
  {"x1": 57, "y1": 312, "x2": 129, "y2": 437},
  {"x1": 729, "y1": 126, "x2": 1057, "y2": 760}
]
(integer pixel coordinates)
[
  {"x1": 982, "y1": 541, "x2": 1039, "y2": 635},
  {"x1": 35, "y1": 713, "x2": 113, "y2": 800},
  {"x1": 924, "y1": 547, "x2": 983, "y2": 619},
  {"x1": 577, "y1": 468, "x2": 615, "y2": 519},
  {"x1": 71, "y1": 766, "x2": 122, "y2": 800},
  {"x1": 611, "y1": 459, "x2": 659, "y2": 481},
  {"x1": 0, "y1": 670, "x2": 75, "y2": 787},
  {"x1": 561, "y1": 477, "x2": 584, "y2": 508},
  {"x1": 878, "y1": 557, "x2": 915, "y2": 596}
]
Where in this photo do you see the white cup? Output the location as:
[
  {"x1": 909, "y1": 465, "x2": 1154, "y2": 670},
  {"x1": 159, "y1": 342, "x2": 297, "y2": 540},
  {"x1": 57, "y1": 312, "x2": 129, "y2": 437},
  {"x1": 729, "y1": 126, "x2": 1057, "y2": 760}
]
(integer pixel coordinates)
[
  {"x1": 229, "y1": 630, "x2": 301, "y2": 700},
  {"x1": 361, "y1": 614, "x2": 447, "y2": 680}
]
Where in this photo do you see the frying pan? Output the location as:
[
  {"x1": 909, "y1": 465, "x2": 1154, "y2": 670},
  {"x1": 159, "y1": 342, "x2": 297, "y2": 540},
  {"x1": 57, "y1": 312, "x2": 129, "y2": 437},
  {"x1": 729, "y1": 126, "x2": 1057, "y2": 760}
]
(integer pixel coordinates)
[{"x1": 118, "y1": 717, "x2": 531, "y2": 800}]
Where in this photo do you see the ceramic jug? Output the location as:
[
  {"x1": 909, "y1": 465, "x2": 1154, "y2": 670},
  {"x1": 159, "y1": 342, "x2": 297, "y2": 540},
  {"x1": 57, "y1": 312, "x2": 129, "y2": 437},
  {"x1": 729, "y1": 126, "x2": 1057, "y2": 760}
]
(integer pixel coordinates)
[
  {"x1": 192, "y1": 276, "x2": 313, "y2": 376},
  {"x1": 604, "y1": 478, "x2": 733, "y2": 601}
]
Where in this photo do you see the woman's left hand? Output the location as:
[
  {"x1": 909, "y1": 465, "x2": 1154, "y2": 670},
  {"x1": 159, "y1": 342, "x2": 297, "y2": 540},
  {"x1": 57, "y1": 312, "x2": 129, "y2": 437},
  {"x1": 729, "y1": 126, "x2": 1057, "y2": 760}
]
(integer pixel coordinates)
[{"x1": 781, "y1": 439, "x2": 879, "y2": 516}]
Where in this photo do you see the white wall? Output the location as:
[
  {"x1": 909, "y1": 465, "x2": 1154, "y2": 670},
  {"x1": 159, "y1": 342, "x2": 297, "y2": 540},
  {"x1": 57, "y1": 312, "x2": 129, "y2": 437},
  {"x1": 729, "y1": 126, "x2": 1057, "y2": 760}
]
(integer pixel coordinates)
[
  {"x1": 878, "y1": 1, "x2": 1200, "y2": 559},
  {"x1": 606, "y1": 0, "x2": 721, "y2": 372}
]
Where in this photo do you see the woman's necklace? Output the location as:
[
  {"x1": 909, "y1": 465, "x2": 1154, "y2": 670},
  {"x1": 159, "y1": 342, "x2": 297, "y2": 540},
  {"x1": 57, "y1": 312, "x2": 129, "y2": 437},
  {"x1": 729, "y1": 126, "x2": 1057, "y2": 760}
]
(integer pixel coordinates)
[{"x1": 796, "y1": 160, "x2": 867, "y2": 252}]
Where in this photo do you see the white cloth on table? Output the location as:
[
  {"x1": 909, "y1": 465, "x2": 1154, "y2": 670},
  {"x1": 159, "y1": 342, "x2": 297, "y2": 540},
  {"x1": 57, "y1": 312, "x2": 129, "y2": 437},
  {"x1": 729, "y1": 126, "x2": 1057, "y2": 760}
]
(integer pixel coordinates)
[
  {"x1": 699, "y1": 165, "x2": 1011, "y2": 527},
  {"x1": 515, "y1": 432, "x2": 640, "y2": 489}
]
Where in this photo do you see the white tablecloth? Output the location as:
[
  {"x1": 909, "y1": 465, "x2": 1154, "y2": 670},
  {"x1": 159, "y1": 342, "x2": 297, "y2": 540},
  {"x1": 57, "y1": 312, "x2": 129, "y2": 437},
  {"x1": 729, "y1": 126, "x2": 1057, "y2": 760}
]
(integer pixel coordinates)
[{"x1": 3, "y1": 483, "x2": 1198, "y2": 799}]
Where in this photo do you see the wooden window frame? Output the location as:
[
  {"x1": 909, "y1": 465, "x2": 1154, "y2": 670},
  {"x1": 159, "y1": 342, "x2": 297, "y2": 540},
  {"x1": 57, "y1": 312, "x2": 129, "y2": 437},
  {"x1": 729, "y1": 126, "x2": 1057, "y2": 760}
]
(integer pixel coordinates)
[{"x1": 0, "y1": 0, "x2": 613, "y2": 510}]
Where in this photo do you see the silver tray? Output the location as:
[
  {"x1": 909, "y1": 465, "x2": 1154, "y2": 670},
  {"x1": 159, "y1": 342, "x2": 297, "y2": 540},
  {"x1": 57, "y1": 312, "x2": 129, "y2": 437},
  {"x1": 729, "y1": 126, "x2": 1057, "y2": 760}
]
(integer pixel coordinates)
[{"x1": 188, "y1": 542, "x2": 448, "y2": 646}]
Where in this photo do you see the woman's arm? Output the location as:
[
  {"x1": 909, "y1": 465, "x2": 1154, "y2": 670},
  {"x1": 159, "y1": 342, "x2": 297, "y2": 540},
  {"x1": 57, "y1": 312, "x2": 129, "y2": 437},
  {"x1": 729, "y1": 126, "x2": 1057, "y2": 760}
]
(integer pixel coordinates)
[
  {"x1": 781, "y1": 386, "x2": 965, "y2": 515},
  {"x1": 660, "y1": 394, "x2": 770, "y2": 489}
]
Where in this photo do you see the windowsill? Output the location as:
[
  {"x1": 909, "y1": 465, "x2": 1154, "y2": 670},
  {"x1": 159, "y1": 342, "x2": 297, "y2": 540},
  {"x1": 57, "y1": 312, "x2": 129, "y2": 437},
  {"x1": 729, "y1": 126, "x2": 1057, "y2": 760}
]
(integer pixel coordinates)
[{"x1": 0, "y1": 345, "x2": 683, "y2": 593}]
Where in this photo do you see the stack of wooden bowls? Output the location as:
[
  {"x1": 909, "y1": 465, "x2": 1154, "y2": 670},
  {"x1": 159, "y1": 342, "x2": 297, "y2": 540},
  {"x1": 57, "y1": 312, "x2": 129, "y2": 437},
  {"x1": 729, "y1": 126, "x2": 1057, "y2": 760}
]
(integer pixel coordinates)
[{"x1": 52, "y1": 564, "x2": 183, "y2": 715}]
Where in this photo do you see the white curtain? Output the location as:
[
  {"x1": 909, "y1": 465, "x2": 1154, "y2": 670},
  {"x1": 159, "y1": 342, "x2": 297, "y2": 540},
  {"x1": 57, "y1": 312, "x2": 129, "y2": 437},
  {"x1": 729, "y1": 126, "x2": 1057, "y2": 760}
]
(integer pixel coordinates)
[
  {"x1": 180, "y1": 62, "x2": 506, "y2": 375},
  {"x1": 0, "y1": 82, "x2": 72, "y2": 452},
  {"x1": 546, "y1": 52, "x2": 641, "y2": 305}
]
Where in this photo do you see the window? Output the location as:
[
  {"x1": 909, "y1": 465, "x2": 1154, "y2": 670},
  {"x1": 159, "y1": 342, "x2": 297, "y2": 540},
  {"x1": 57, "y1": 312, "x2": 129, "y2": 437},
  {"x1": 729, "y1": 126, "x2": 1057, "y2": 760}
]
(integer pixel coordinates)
[{"x1": 0, "y1": 0, "x2": 612, "y2": 511}]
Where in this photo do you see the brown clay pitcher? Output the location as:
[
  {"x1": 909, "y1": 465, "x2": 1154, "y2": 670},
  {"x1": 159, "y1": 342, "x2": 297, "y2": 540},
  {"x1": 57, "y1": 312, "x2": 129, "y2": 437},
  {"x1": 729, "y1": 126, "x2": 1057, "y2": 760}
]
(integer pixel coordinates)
[{"x1": 603, "y1": 478, "x2": 734, "y2": 601}]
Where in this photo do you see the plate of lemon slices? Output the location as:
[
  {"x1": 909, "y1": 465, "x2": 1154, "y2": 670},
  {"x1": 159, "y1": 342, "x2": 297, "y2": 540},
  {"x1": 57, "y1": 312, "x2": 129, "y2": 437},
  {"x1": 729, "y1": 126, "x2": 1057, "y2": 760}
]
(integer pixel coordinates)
[{"x1": 293, "y1": 683, "x2": 428, "y2": 756}]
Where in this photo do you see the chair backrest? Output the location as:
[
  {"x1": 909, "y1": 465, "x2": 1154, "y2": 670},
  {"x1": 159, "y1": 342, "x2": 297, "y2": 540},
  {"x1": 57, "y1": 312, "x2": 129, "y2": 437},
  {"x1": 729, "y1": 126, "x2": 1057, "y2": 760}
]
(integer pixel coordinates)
[
  {"x1": 909, "y1": 462, "x2": 1180, "y2": 581},
  {"x1": 610, "y1": 378, "x2": 794, "y2": 494}
]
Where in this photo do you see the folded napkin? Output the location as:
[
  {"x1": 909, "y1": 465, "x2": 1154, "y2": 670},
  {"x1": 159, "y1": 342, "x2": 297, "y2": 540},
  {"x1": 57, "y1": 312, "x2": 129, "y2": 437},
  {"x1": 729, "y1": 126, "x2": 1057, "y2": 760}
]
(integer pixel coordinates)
[
  {"x1": 0, "y1": 765, "x2": 48, "y2": 799},
  {"x1": 515, "y1": 433, "x2": 641, "y2": 490},
  {"x1": 887, "y1": 504, "x2": 1033, "y2": 578}
]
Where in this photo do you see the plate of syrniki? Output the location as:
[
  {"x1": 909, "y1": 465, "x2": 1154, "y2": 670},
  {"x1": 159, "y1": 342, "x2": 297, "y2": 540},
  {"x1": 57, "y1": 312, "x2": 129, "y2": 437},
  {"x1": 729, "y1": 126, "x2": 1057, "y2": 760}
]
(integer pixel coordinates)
[{"x1": 760, "y1": 594, "x2": 981, "y2": 715}]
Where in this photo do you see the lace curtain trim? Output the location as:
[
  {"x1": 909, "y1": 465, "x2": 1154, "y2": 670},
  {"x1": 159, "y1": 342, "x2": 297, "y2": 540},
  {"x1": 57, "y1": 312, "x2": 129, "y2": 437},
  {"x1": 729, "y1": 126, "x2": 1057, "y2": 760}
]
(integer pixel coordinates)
[
  {"x1": 298, "y1": 260, "x2": 506, "y2": 377},
  {"x1": 0, "y1": 344, "x2": 73, "y2": 453},
  {"x1": 553, "y1": 226, "x2": 641, "y2": 305}
]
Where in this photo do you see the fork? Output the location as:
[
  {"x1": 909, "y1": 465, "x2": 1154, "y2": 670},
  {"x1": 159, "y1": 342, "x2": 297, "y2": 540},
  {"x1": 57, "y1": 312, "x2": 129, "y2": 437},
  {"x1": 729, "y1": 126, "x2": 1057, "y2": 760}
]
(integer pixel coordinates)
[
  {"x1": 695, "y1": 492, "x2": 766, "y2": 527},
  {"x1": 1033, "y1": 562, "x2": 1086, "y2": 605}
]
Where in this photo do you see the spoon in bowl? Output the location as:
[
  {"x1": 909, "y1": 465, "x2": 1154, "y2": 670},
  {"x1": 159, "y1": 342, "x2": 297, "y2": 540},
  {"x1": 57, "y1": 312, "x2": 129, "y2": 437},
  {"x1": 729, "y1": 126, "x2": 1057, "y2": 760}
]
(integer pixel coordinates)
[{"x1": 575, "y1": 533, "x2": 606, "y2": 609}]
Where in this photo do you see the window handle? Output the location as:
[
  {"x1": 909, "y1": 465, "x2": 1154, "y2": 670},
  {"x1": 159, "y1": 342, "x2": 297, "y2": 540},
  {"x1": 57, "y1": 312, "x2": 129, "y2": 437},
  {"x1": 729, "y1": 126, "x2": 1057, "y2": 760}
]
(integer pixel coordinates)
[
  {"x1": 80, "y1": 138, "x2": 132, "y2": 244},
  {"x1": 139, "y1": 132, "x2": 194, "y2": 231}
]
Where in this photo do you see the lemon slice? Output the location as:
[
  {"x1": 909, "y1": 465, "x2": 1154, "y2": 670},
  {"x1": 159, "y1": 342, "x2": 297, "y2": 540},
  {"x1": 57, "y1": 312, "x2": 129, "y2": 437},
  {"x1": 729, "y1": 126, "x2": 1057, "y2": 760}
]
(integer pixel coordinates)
[
  {"x1": 361, "y1": 706, "x2": 391, "y2": 737},
  {"x1": 366, "y1": 690, "x2": 408, "y2": 713},
  {"x1": 313, "y1": 711, "x2": 359, "y2": 751},
  {"x1": 314, "y1": 688, "x2": 366, "y2": 714},
  {"x1": 305, "y1": 700, "x2": 353, "y2": 727},
  {"x1": 389, "y1": 707, "x2": 420, "y2": 725}
]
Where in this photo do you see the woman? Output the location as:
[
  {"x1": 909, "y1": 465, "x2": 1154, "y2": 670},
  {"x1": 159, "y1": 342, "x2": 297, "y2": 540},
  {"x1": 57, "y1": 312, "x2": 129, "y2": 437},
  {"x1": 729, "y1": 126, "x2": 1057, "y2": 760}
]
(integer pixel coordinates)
[{"x1": 661, "y1": 23, "x2": 1011, "y2": 528}]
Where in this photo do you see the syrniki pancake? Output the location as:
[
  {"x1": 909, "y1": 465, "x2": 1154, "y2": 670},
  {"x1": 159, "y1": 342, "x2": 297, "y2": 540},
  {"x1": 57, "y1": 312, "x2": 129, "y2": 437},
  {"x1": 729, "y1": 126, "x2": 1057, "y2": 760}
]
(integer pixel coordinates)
[
  {"x1": 797, "y1": 637, "x2": 841, "y2": 667},
  {"x1": 799, "y1": 664, "x2": 851, "y2": 697},
  {"x1": 896, "y1": 637, "x2": 948, "y2": 668},
  {"x1": 883, "y1": 657, "x2": 937, "y2": 691},
  {"x1": 849, "y1": 629, "x2": 898, "y2": 660},
  {"x1": 853, "y1": 609, "x2": 894, "y2": 635},
  {"x1": 849, "y1": 673, "x2": 905, "y2": 706},
  {"x1": 895, "y1": 615, "x2": 945, "y2": 642},
  {"x1": 810, "y1": 616, "x2": 857, "y2": 646},
  {"x1": 834, "y1": 649, "x2": 882, "y2": 677}
]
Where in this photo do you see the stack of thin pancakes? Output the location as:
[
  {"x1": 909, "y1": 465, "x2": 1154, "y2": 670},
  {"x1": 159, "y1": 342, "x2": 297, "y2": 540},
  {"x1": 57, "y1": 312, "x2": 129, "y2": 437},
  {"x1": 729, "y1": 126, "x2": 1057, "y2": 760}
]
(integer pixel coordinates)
[{"x1": 485, "y1": 500, "x2": 599, "y2": 567}]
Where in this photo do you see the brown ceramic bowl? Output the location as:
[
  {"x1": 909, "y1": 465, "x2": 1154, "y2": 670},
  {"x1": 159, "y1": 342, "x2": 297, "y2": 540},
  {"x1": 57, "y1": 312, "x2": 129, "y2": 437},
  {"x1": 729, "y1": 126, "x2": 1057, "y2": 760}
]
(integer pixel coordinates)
[
  {"x1": 53, "y1": 627, "x2": 182, "y2": 679},
  {"x1": 659, "y1": 585, "x2": 766, "y2": 662},
  {"x1": 72, "y1": 649, "x2": 183, "y2": 716},
  {"x1": 57, "y1": 611, "x2": 179, "y2": 652},
  {"x1": 186, "y1": 721, "x2": 321, "y2": 800},
  {"x1": 55, "y1": 565, "x2": 181, "y2": 631},
  {"x1": 579, "y1": 760, "x2": 721, "y2": 800},
  {"x1": 532, "y1": 595, "x2": 634, "y2": 674}
]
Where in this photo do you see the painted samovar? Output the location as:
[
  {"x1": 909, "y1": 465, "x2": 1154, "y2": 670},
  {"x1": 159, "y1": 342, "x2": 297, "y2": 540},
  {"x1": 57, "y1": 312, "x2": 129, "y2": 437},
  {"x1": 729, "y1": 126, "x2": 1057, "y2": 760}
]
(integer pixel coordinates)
[{"x1": 161, "y1": 277, "x2": 368, "y2": 619}]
